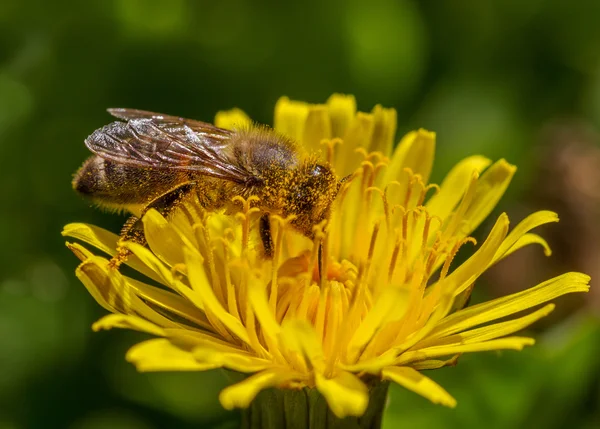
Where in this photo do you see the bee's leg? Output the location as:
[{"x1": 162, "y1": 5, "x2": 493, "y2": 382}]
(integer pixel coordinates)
[
  {"x1": 109, "y1": 215, "x2": 145, "y2": 268},
  {"x1": 318, "y1": 243, "x2": 323, "y2": 283},
  {"x1": 110, "y1": 183, "x2": 195, "y2": 268},
  {"x1": 259, "y1": 214, "x2": 273, "y2": 258}
]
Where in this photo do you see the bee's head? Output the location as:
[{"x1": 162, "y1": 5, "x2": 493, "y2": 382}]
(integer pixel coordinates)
[{"x1": 284, "y1": 162, "x2": 340, "y2": 237}]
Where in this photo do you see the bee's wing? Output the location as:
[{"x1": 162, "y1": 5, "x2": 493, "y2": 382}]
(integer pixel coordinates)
[
  {"x1": 107, "y1": 108, "x2": 226, "y2": 134},
  {"x1": 85, "y1": 110, "x2": 252, "y2": 184}
]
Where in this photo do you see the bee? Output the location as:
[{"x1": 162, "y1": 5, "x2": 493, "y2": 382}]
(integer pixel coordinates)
[{"x1": 73, "y1": 108, "x2": 341, "y2": 262}]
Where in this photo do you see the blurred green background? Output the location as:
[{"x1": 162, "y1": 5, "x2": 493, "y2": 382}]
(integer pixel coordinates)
[{"x1": 1, "y1": 0, "x2": 599, "y2": 428}]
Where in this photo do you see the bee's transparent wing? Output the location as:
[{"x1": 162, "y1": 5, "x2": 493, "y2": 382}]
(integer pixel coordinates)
[
  {"x1": 107, "y1": 108, "x2": 227, "y2": 134},
  {"x1": 85, "y1": 109, "x2": 251, "y2": 184}
]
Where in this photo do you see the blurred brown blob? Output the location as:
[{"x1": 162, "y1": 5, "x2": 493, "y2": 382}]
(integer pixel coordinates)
[{"x1": 485, "y1": 119, "x2": 600, "y2": 325}]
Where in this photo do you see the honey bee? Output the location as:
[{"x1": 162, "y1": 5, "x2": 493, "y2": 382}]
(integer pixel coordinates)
[{"x1": 73, "y1": 108, "x2": 341, "y2": 261}]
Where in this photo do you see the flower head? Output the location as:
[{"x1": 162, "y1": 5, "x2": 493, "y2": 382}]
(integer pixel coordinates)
[{"x1": 63, "y1": 94, "x2": 590, "y2": 418}]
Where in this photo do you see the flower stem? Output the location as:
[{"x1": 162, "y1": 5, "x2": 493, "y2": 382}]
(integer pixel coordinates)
[{"x1": 241, "y1": 381, "x2": 389, "y2": 429}]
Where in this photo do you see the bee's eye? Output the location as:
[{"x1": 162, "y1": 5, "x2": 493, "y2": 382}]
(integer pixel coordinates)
[{"x1": 310, "y1": 164, "x2": 328, "y2": 177}]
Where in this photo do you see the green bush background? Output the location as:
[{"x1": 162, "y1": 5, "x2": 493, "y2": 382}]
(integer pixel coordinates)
[{"x1": 1, "y1": 0, "x2": 598, "y2": 428}]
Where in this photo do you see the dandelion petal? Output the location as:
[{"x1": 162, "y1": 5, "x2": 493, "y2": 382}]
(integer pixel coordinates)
[
  {"x1": 126, "y1": 339, "x2": 219, "y2": 372},
  {"x1": 219, "y1": 369, "x2": 298, "y2": 410},
  {"x1": 214, "y1": 108, "x2": 251, "y2": 130},
  {"x1": 382, "y1": 367, "x2": 456, "y2": 407},
  {"x1": 315, "y1": 371, "x2": 369, "y2": 418}
]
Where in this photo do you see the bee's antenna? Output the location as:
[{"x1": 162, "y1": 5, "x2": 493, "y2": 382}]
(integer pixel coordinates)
[{"x1": 340, "y1": 174, "x2": 352, "y2": 184}]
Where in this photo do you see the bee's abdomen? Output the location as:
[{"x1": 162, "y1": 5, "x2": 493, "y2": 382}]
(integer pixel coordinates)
[
  {"x1": 73, "y1": 156, "x2": 107, "y2": 196},
  {"x1": 73, "y1": 156, "x2": 182, "y2": 205}
]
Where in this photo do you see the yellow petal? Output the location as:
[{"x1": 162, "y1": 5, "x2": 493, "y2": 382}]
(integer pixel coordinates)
[
  {"x1": 425, "y1": 155, "x2": 492, "y2": 222},
  {"x1": 78, "y1": 256, "x2": 185, "y2": 329},
  {"x1": 335, "y1": 166, "x2": 366, "y2": 258},
  {"x1": 120, "y1": 243, "x2": 208, "y2": 315},
  {"x1": 461, "y1": 159, "x2": 516, "y2": 234},
  {"x1": 62, "y1": 222, "x2": 119, "y2": 256},
  {"x1": 164, "y1": 327, "x2": 240, "y2": 350},
  {"x1": 392, "y1": 291, "x2": 456, "y2": 354},
  {"x1": 417, "y1": 304, "x2": 555, "y2": 349},
  {"x1": 125, "y1": 276, "x2": 213, "y2": 331},
  {"x1": 123, "y1": 241, "x2": 175, "y2": 288},
  {"x1": 214, "y1": 108, "x2": 251, "y2": 130},
  {"x1": 66, "y1": 241, "x2": 95, "y2": 262},
  {"x1": 383, "y1": 129, "x2": 436, "y2": 188},
  {"x1": 315, "y1": 371, "x2": 369, "y2": 418},
  {"x1": 382, "y1": 366, "x2": 456, "y2": 407},
  {"x1": 281, "y1": 320, "x2": 325, "y2": 372},
  {"x1": 496, "y1": 233, "x2": 552, "y2": 260},
  {"x1": 326, "y1": 93, "x2": 356, "y2": 138},
  {"x1": 142, "y1": 209, "x2": 187, "y2": 269},
  {"x1": 340, "y1": 350, "x2": 397, "y2": 374},
  {"x1": 219, "y1": 369, "x2": 300, "y2": 410},
  {"x1": 396, "y1": 337, "x2": 535, "y2": 365},
  {"x1": 303, "y1": 105, "x2": 332, "y2": 154},
  {"x1": 126, "y1": 339, "x2": 219, "y2": 372},
  {"x1": 347, "y1": 286, "x2": 409, "y2": 363},
  {"x1": 274, "y1": 96, "x2": 309, "y2": 142},
  {"x1": 193, "y1": 346, "x2": 272, "y2": 373},
  {"x1": 184, "y1": 246, "x2": 251, "y2": 345},
  {"x1": 439, "y1": 213, "x2": 509, "y2": 297},
  {"x1": 76, "y1": 257, "x2": 121, "y2": 313},
  {"x1": 92, "y1": 313, "x2": 165, "y2": 337},
  {"x1": 454, "y1": 304, "x2": 554, "y2": 344},
  {"x1": 337, "y1": 112, "x2": 375, "y2": 177},
  {"x1": 411, "y1": 355, "x2": 459, "y2": 370},
  {"x1": 493, "y1": 210, "x2": 558, "y2": 263},
  {"x1": 63, "y1": 223, "x2": 163, "y2": 284},
  {"x1": 429, "y1": 272, "x2": 590, "y2": 340},
  {"x1": 247, "y1": 276, "x2": 282, "y2": 340},
  {"x1": 369, "y1": 104, "x2": 397, "y2": 156}
]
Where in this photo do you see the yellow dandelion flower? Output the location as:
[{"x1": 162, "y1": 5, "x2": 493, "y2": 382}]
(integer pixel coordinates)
[{"x1": 63, "y1": 94, "x2": 590, "y2": 427}]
